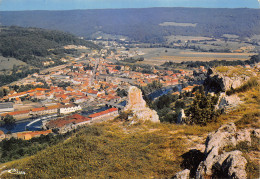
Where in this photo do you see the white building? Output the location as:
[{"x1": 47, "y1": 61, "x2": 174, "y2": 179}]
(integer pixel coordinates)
[{"x1": 59, "y1": 104, "x2": 82, "y2": 114}]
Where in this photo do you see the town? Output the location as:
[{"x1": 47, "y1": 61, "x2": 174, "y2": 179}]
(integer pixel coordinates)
[{"x1": 0, "y1": 43, "x2": 204, "y2": 140}]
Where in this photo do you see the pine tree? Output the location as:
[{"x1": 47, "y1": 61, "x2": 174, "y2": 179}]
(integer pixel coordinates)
[{"x1": 187, "y1": 91, "x2": 219, "y2": 125}]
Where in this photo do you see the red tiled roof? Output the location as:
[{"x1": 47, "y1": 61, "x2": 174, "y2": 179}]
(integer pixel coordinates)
[
  {"x1": 87, "y1": 89, "x2": 98, "y2": 94},
  {"x1": 46, "y1": 105, "x2": 61, "y2": 110},
  {"x1": 31, "y1": 107, "x2": 45, "y2": 112},
  {"x1": 1, "y1": 110, "x2": 30, "y2": 117},
  {"x1": 47, "y1": 114, "x2": 90, "y2": 128},
  {"x1": 88, "y1": 108, "x2": 118, "y2": 118},
  {"x1": 17, "y1": 130, "x2": 52, "y2": 138},
  {"x1": 0, "y1": 130, "x2": 4, "y2": 135}
]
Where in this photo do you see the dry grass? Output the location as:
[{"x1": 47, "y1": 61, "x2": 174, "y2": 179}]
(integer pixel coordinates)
[{"x1": 215, "y1": 65, "x2": 256, "y2": 78}]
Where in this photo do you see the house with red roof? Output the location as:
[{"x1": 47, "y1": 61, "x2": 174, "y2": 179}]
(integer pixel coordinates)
[
  {"x1": 88, "y1": 108, "x2": 118, "y2": 121},
  {"x1": 45, "y1": 114, "x2": 90, "y2": 133},
  {"x1": 1, "y1": 110, "x2": 30, "y2": 120},
  {"x1": 16, "y1": 130, "x2": 52, "y2": 140},
  {"x1": 0, "y1": 130, "x2": 5, "y2": 141},
  {"x1": 86, "y1": 89, "x2": 98, "y2": 97}
]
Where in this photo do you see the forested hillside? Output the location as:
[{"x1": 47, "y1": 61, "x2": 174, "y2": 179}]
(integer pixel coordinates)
[
  {"x1": 0, "y1": 26, "x2": 99, "y2": 86},
  {"x1": 0, "y1": 26, "x2": 99, "y2": 67},
  {"x1": 1, "y1": 8, "x2": 259, "y2": 42}
]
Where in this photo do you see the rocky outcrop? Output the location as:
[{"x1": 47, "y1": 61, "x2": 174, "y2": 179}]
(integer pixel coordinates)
[
  {"x1": 196, "y1": 150, "x2": 247, "y2": 179},
  {"x1": 177, "y1": 109, "x2": 186, "y2": 124},
  {"x1": 196, "y1": 123, "x2": 249, "y2": 179},
  {"x1": 216, "y1": 92, "x2": 242, "y2": 111},
  {"x1": 204, "y1": 67, "x2": 251, "y2": 93},
  {"x1": 124, "y1": 86, "x2": 160, "y2": 123},
  {"x1": 175, "y1": 123, "x2": 259, "y2": 179}
]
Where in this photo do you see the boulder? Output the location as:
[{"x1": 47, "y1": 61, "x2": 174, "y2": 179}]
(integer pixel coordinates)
[{"x1": 124, "y1": 86, "x2": 160, "y2": 123}]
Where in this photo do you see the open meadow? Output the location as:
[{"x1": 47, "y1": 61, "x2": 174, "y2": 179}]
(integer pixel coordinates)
[{"x1": 0, "y1": 56, "x2": 26, "y2": 71}]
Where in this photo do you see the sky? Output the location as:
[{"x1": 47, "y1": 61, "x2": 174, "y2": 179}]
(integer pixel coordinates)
[{"x1": 0, "y1": 0, "x2": 259, "y2": 11}]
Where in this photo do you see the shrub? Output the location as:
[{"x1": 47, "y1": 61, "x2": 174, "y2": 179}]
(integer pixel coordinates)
[{"x1": 186, "y1": 91, "x2": 220, "y2": 125}]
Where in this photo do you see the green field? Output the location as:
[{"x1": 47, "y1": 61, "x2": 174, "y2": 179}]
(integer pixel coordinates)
[{"x1": 0, "y1": 56, "x2": 27, "y2": 71}]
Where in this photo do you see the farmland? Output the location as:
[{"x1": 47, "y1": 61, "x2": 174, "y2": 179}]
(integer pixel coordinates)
[{"x1": 129, "y1": 48, "x2": 256, "y2": 66}]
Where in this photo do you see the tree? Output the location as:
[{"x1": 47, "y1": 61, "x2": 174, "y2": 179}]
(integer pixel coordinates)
[
  {"x1": 187, "y1": 91, "x2": 219, "y2": 125},
  {"x1": 0, "y1": 88, "x2": 4, "y2": 98},
  {"x1": 2, "y1": 114, "x2": 16, "y2": 126}
]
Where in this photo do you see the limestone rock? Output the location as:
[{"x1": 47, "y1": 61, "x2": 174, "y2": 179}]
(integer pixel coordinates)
[
  {"x1": 125, "y1": 86, "x2": 146, "y2": 110},
  {"x1": 173, "y1": 169, "x2": 190, "y2": 179},
  {"x1": 205, "y1": 123, "x2": 237, "y2": 155},
  {"x1": 204, "y1": 67, "x2": 251, "y2": 93},
  {"x1": 213, "y1": 150, "x2": 247, "y2": 179},
  {"x1": 216, "y1": 93, "x2": 242, "y2": 111},
  {"x1": 252, "y1": 129, "x2": 260, "y2": 138},
  {"x1": 124, "y1": 86, "x2": 160, "y2": 123},
  {"x1": 196, "y1": 123, "x2": 250, "y2": 178},
  {"x1": 236, "y1": 129, "x2": 251, "y2": 145},
  {"x1": 177, "y1": 109, "x2": 186, "y2": 124}
]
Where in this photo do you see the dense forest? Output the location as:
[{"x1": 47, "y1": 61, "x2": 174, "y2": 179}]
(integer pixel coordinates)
[{"x1": 1, "y1": 8, "x2": 259, "y2": 43}]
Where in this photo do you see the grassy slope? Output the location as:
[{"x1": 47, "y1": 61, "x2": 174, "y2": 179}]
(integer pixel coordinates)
[{"x1": 0, "y1": 74, "x2": 259, "y2": 179}]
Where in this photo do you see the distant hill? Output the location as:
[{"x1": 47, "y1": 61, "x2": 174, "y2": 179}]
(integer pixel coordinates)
[
  {"x1": 1, "y1": 8, "x2": 260, "y2": 42},
  {"x1": 0, "y1": 26, "x2": 99, "y2": 86},
  {"x1": 0, "y1": 26, "x2": 99, "y2": 67}
]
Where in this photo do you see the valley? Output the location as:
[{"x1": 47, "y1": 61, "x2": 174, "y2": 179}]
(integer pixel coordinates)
[{"x1": 0, "y1": 5, "x2": 259, "y2": 179}]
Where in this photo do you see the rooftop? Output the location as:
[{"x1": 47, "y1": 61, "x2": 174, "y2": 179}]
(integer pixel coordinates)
[{"x1": 88, "y1": 108, "x2": 118, "y2": 119}]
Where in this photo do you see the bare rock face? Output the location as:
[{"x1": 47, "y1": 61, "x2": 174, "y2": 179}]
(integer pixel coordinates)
[
  {"x1": 216, "y1": 93, "x2": 242, "y2": 111},
  {"x1": 196, "y1": 123, "x2": 250, "y2": 179},
  {"x1": 177, "y1": 109, "x2": 186, "y2": 124},
  {"x1": 124, "y1": 86, "x2": 160, "y2": 123},
  {"x1": 173, "y1": 169, "x2": 190, "y2": 179}
]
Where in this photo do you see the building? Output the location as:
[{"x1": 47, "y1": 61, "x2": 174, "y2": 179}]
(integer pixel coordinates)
[
  {"x1": 0, "y1": 102, "x2": 14, "y2": 114},
  {"x1": 16, "y1": 130, "x2": 52, "y2": 140},
  {"x1": 0, "y1": 130, "x2": 5, "y2": 141},
  {"x1": 45, "y1": 114, "x2": 90, "y2": 133},
  {"x1": 1, "y1": 110, "x2": 30, "y2": 120},
  {"x1": 59, "y1": 104, "x2": 82, "y2": 114},
  {"x1": 88, "y1": 108, "x2": 118, "y2": 121}
]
